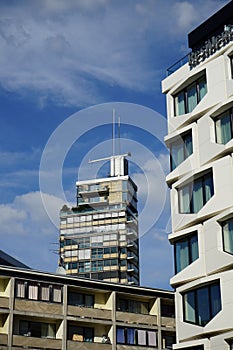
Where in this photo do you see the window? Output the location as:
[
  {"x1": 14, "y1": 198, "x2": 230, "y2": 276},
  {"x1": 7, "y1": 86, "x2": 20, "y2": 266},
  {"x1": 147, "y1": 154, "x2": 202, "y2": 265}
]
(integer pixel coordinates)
[
  {"x1": 117, "y1": 298, "x2": 149, "y2": 314},
  {"x1": 174, "y1": 74, "x2": 207, "y2": 116},
  {"x1": 18, "y1": 320, "x2": 56, "y2": 338},
  {"x1": 170, "y1": 131, "x2": 193, "y2": 170},
  {"x1": 92, "y1": 260, "x2": 103, "y2": 271},
  {"x1": 15, "y1": 280, "x2": 62, "y2": 304},
  {"x1": 68, "y1": 325, "x2": 94, "y2": 342},
  {"x1": 104, "y1": 247, "x2": 117, "y2": 254},
  {"x1": 116, "y1": 327, "x2": 157, "y2": 347},
  {"x1": 183, "y1": 281, "x2": 221, "y2": 326},
  {"x1": 91, "y1": 248, "x2": 103, "y2": 259},
  {"x1": 222, "y1": 218, "x2": 233, "y2": 255},
  {"x1": 178, "y1": 170, "x2": 214, "y2": 213},
  {"x1": 68, "y1": 291, "x2": 94, "y2": 308},
  {"x1": 174, "y1": 232, "x2": 199, "y2": 273},
  {"x1": 78, "y1": 261, "x2": 90, "y2": 272},
  {"x1": 215, "y1": 108, "x2": 233, "y2": 144}
]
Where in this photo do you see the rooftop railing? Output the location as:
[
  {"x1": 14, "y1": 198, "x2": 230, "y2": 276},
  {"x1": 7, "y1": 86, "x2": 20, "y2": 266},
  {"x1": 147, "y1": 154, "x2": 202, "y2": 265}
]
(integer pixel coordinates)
[{"x1": 166, "y1": 53, "x2": 190, "y2": 76}]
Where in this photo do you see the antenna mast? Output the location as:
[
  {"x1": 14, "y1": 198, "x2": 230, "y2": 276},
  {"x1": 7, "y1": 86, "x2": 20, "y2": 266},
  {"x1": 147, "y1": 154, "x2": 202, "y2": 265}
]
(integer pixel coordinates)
[{"x1": 118, "y1": 116, "x2": 121, "y2": 155}]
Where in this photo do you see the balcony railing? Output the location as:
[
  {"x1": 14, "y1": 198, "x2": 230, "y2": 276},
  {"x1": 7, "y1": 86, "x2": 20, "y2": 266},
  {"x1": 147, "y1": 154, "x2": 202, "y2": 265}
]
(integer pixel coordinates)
[
  {"x1": 12, "y1": 335, "x2": 62, "y2": 349},
  {"x1": 67, "y1": 340, "x2": 111, "y2": 350},
  {"x1": 67, "y1": 305, "x2": 112, "y2": 320},
  {"x1": 166, "y1": 53, "x2": 189, "y2": 76}
]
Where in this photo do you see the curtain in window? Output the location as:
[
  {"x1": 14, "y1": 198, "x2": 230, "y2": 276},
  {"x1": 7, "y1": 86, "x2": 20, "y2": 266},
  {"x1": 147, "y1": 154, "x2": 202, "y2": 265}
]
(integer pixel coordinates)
[
  {"x1": 190, "y1": 234, "x2": 199, "y2": 261},
  {"x1": 148, "y1": 331, "x2": 157, "y2": 346},
  {"x1": 184, "y1": 291, "x2": 196, "y2": 323},
  {"x1": 199, "y1": 77, "x2": 207, "y2": 100},
  {"x1": 223, "y1": 219, "x2": 233, "y2": 254},
  {"x1": 28, "y1": 284, "x2": 38, "y2": 300},
  {"x1": 193, "y1": 179, "x2": 203, "y2": 213},
  {"x1": 175, "y1": 92, "x2": 185, "y2": 115},
  {"x1": 179, "y1": 185, "x2": 190, "y2": 213},
  {"x1": 184, "y1": 132, "x2": 193, "y2": 156},
  {"x1": 127, "y1": 328, "x2": 135, "y2": 345},
  {"x1": 197, "y1": 287, "x2": 210, "y2": 326},
  {"x1": 116, "y1": 328, "x2": 125, "y2": 343},
  {"x1": 16, "y1": 281, "x2": 25, "y2": 298},
  {"x1": 137, "y1": 330, "x2": 146, "y2": 346},
  {"x1": 203, "y1": 174, "x2": 214, "y2": 203},
  {"x1": 41, "y1": 285, "x2": 50, "y2": 301},
  {"x1": 210, "y1": 284, "x2": 221, "y2": 318},
  {"x1": 187, "y1": 83, "x2": 197, "y2": 112},
  {"x1": 171, "y1": 142, "x2": 184, "y2": 170},
  {"x1": 53, "y1": 287, "x2": 62, "y2": 303},
  {"x1": 176, "y1": 240, "x2": 189, "y2": 272},
  {"x1": 216, "y1": 112, "x2": 232, "y2": 144}
]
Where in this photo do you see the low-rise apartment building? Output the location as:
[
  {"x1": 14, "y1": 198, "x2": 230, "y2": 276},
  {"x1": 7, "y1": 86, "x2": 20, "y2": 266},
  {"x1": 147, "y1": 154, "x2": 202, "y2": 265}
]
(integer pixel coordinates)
[{"x1": 0, "y1": 264, "x2": 175, "y2": 349}]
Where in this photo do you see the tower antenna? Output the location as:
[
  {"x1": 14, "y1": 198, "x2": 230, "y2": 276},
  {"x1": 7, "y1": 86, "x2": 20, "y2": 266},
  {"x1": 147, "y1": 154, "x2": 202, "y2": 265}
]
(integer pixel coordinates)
[
  {"x1": 118, "y1": 116, "x2": 121, "y2": 155},
  {"x1": 112, "y1": 108, "x2": 115, "y2": 157}
]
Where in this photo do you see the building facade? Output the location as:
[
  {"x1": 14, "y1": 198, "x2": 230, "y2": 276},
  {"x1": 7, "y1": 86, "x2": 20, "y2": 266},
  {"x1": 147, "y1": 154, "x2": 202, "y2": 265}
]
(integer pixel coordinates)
[
  {"x1": 59, "y1": 155, "x2": 139, "y2": 285},
  {"x1": 162, "y1": 1, "x2": 233, "y2": 349},
  {"x1": 0, "y1": 264, "x2": 175, "y2": 349}
]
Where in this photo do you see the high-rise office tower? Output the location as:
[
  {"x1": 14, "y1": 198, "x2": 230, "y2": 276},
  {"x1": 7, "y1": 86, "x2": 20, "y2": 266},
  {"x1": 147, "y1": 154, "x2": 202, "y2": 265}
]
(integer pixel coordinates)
[
  {"x1": 59, "y1": 153, "x2": 139, "y2": 285},
  {"x1": 162, "y1": 1, "x2": 233, "y2": 349}
]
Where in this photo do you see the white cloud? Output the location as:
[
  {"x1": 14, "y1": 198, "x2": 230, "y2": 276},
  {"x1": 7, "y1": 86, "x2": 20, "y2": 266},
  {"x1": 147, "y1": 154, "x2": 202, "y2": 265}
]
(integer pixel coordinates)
[
  {"x1": 0, "y1": 192, "x2": 64, "y2": 271},
  {"x1": 0, "y1": 0, "x2": 228, "y2": 107}
]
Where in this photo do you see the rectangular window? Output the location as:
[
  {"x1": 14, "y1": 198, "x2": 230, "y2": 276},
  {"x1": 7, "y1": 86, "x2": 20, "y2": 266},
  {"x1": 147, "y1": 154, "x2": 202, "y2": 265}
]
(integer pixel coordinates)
[
  {"x1": 174, "y1": 232, "x2": 199, "y2": 273},
  {"x1": 178, "y1": 170, "x2": 214, "y2": 214},
  {"x1": 174, "y1": 74, "x2": 207, "y2": 116},
  {"x1": 68, "y1": 325, "x2": 94, "y2": 342},
  {"x1": 68, "y1": 292, "x2": 94, "y2": 308},
  {"x1": 215, "y1": 108, "x2": 233, "y2": 144},
  {"x1": 117, "y1": 298, "x2": 149, "y2": 315},
  {"x1": 183, "y1": 281, "x2": 221, "y2": 326},
  {"x1": 170, "y1": 130, "x2": 193, "y2": 170},
  {"x1": 116, "y1": 327, "x2": 157, "y2": 347},
  {"x1": 222, "y1": 218, "x2": 233, "y2": 255},
  {"x1": 15, "y1": 280, "x2": 62, "y2": 304},
  {"x1": 18, "y1": 320, "x2": 56, "y2": 338}
]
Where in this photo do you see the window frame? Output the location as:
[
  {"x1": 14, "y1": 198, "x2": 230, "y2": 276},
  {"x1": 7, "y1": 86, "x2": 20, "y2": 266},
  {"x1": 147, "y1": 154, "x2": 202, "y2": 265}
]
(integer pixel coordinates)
[
  {"x1": 183, "y1": 281, "x2": 221, "y2": 326},
  {"x1": 170, "y1": 130, "x2": 193, "y2": 171},
  {"x1": 178, "y1": 170, "x2": 214, "y2": 214},
  {"x1": 174, "y1": 231, "x2": 199, "y2": 274},
  {"x1": 215, "y1": 107, "x2": 233, "y2": 144},
  {"x1": 221, "y1": 217, "x2": 233, "y2": 255},
  {"x1": 174, "y1": 74, "x2": 207, "y2": 116}
]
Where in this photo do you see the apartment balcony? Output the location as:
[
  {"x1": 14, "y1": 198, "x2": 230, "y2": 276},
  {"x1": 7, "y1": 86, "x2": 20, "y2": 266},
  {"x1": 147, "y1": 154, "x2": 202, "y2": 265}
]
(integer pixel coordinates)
[
  {"x1": 116, "y1": 311, "x2": 157, "y2": 326},
  {"x1": 12, "y1": 335, "x2": 62, "y2": 349},
  {"x1": 14, "y1": 299, "x2": 63, "y2": 316},
  {"x1": 0, "y1": 297, "x2": 9, "y2": 309},
  {"x1": 67, "y1": 340, "x2": 111, "y2": 350},
  {"x1": 78, "y1": 185, "x2": 109, "y2": 196},
  {"x1": 67, "y1": 305, "x2": 112, "y2": 321}
]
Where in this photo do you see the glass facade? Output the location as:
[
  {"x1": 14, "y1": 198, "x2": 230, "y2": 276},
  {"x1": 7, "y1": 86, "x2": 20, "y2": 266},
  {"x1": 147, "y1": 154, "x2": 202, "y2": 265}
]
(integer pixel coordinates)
[
  {"x1": 170, "y1": 130, "x2": 193, "y2": 170},
  {"x1": 183, "y1": 281, "x2": 221, "y2": 326},
  {"x1": 174, "y1": 74, "x2": 207, "y2": 116},
  {"x1": 179, "y1": 170, "x2": 214, "y2": 213},
  {"x1": 174, "y1": 232, "x2": 199, "y2": 273}
]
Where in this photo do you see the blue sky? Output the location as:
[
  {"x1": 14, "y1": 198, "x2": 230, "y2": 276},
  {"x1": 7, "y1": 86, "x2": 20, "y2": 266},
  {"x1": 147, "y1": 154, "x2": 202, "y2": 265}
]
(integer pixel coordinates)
[{"x1": 0, "y1": 0, "x2": 229, "y2": 289}]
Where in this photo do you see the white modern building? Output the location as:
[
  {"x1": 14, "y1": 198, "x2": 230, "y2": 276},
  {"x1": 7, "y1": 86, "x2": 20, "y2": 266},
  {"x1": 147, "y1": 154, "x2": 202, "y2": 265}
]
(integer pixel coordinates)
[{"x1": 162, "y1": 1, "x2": 233, "y2": 349}]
